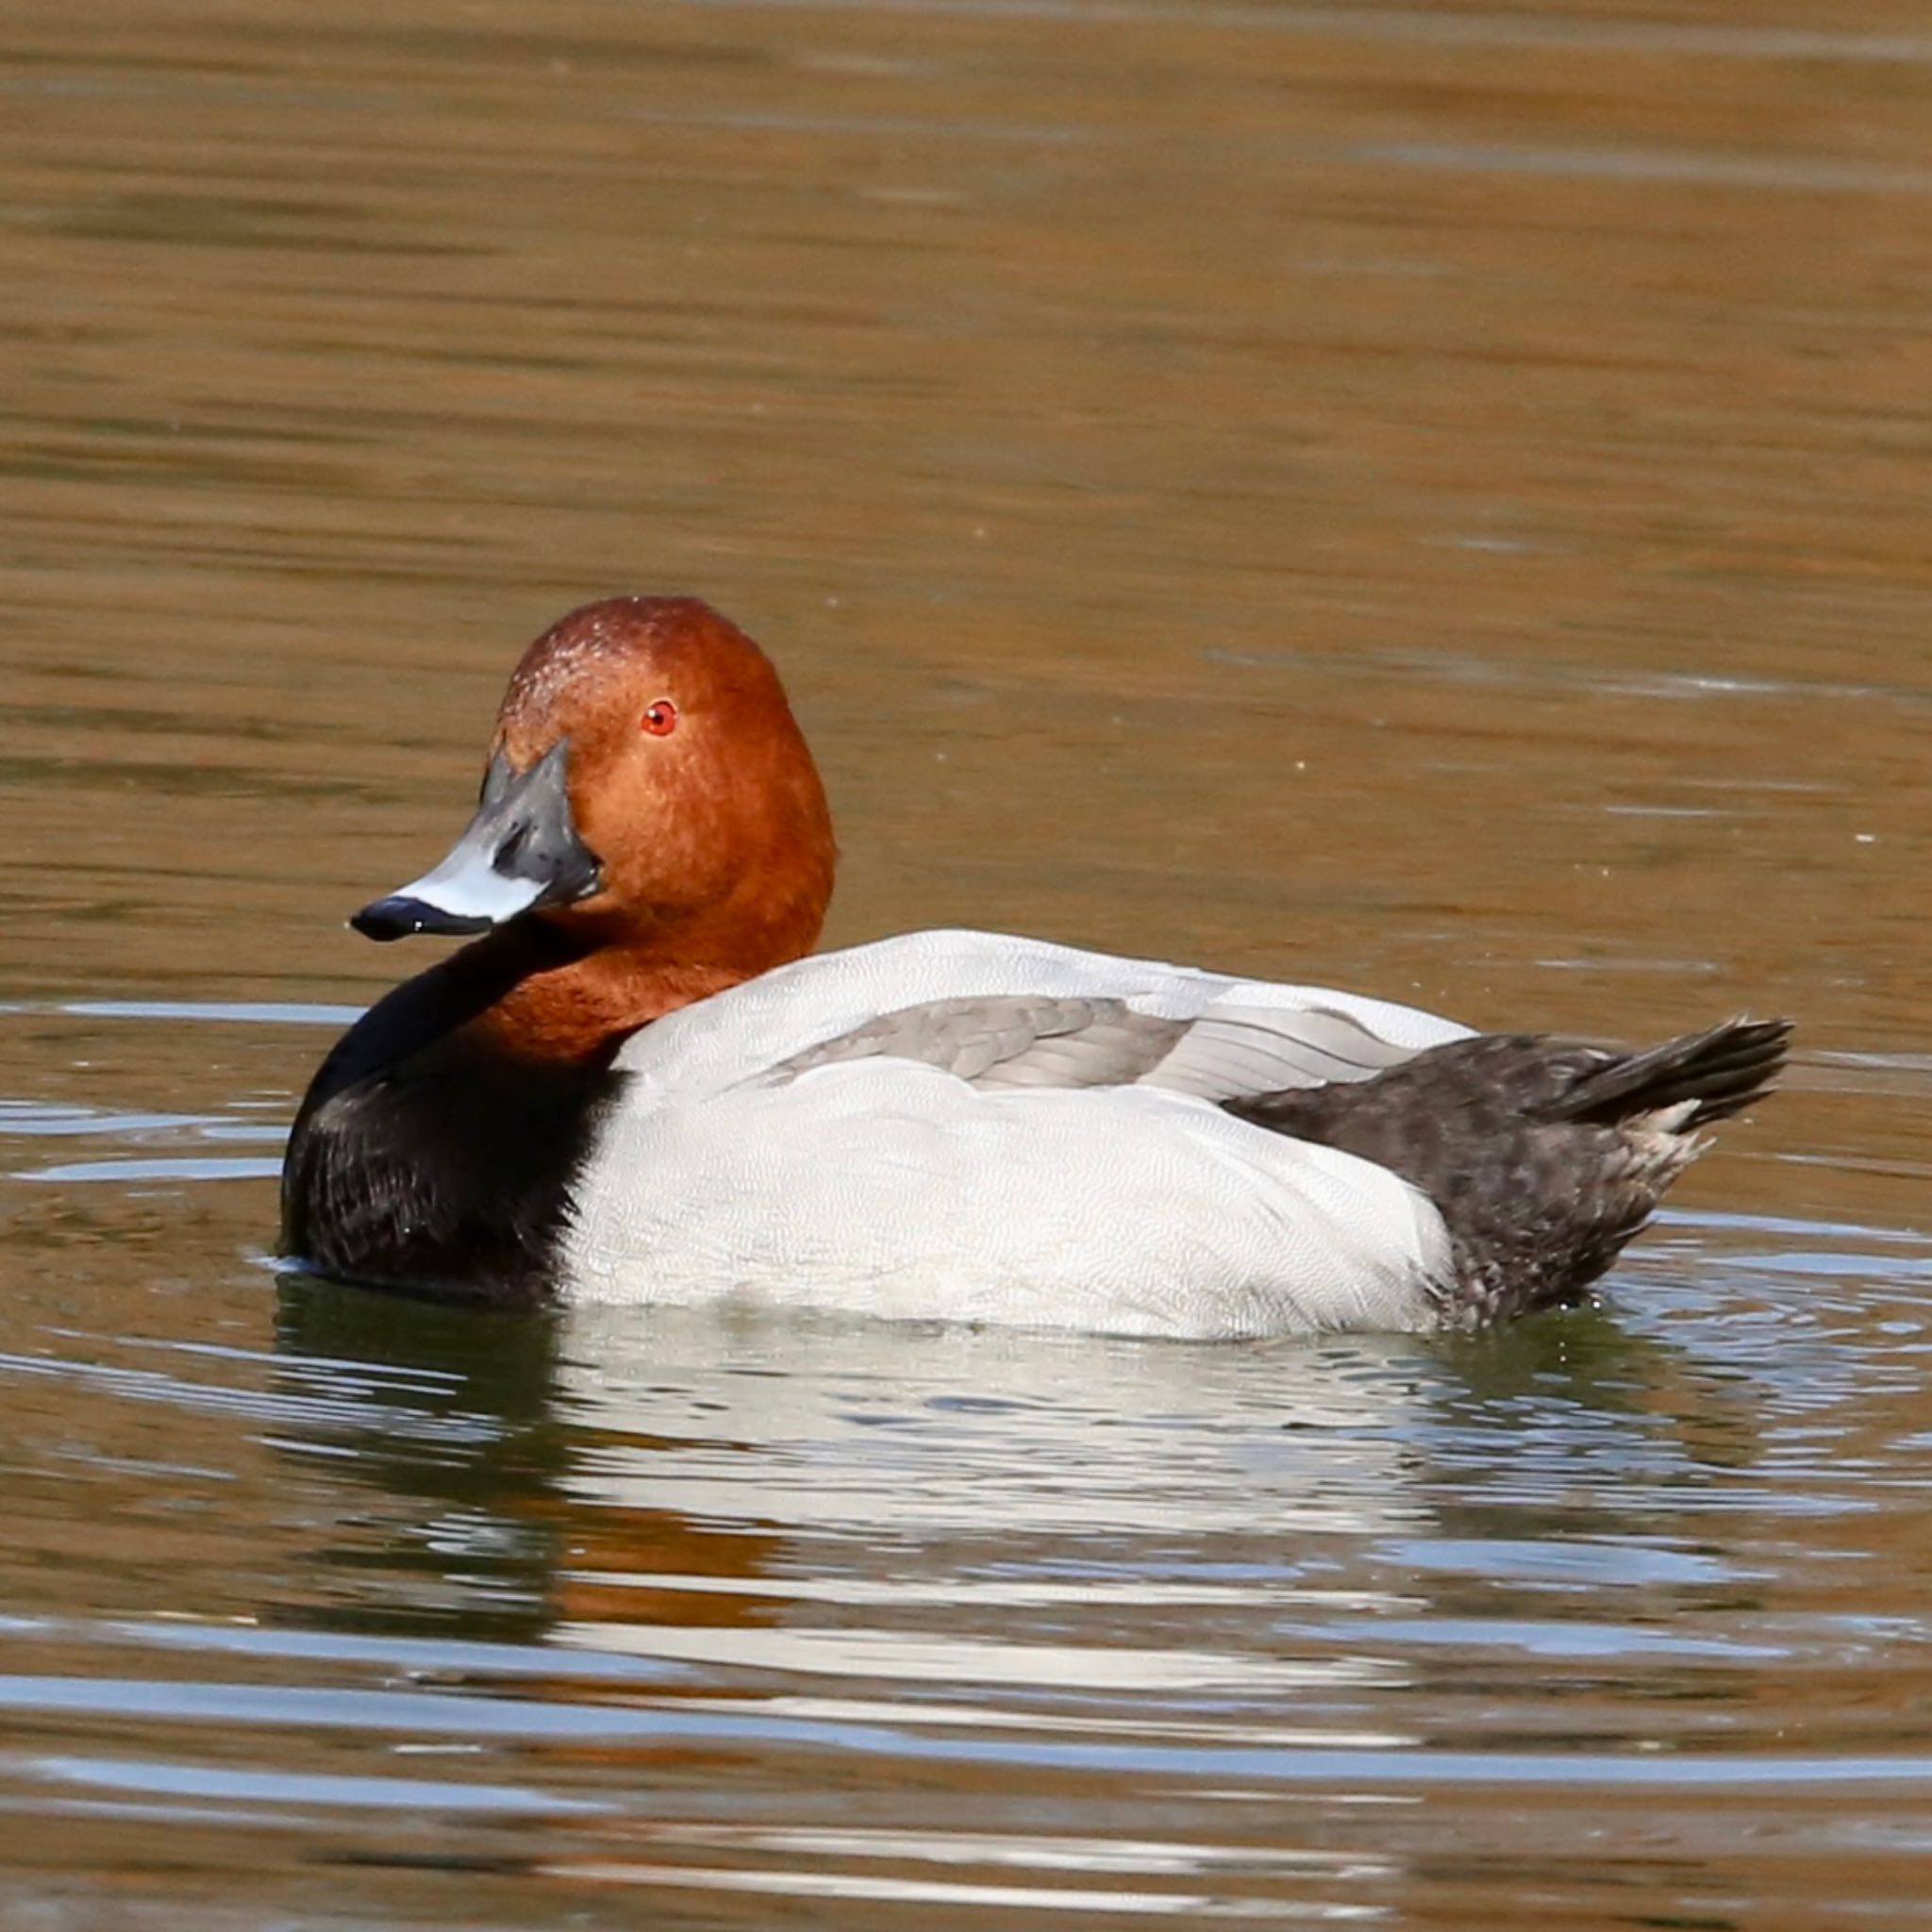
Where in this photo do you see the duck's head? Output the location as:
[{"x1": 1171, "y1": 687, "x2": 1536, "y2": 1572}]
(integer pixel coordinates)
[{"x1": 353, "y1": 596, "x2": 836, "y2": 981}]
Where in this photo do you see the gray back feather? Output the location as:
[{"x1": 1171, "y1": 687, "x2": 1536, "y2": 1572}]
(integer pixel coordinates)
[
  {"x1": 1139, "y1": 1005, "x2": 1423, "y2": 1097},
  {"x1": 768, "y1": 994, "x2": 1424, "y2": 1101}
]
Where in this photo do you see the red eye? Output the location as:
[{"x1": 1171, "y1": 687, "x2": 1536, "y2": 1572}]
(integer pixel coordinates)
[{"x1": 641, "y1": 698, "x2": 678, "y2": 736}]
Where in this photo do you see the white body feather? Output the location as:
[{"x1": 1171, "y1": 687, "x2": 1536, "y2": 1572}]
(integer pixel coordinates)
[{"x1": 559, "y1": 930, "x2": 1473, "y2": 1338}]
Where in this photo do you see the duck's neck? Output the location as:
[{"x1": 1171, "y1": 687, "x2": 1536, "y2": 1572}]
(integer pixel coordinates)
[
  {"x1": 302, "y1": 895, "x2": 824, "y2": 1127},
  {"x1": 468, "y1": 926, "x2": 752, "y2": 1065},
  {"x1": 461, "y1": 862, "x2": 832, "y2": 1063}
]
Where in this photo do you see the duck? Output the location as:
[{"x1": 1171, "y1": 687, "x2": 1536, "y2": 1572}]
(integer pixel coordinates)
[{"x1": 282, "y1": 594, "x2": 1790, "y2": 1338}]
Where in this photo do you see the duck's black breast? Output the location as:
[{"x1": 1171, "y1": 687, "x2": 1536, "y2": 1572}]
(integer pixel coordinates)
[{"x1": 281, "y1": 945, "x2": 626, "y2": 1306}]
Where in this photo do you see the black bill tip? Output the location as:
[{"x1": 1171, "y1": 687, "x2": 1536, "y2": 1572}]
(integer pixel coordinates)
[{"x1": 349, "y1": 895, "x2": 497, "y2": 942}]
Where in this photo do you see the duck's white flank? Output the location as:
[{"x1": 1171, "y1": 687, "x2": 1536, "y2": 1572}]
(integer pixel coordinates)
[{"x1": 560, "y1": 929, "x2": 1471, "y2": 1336}]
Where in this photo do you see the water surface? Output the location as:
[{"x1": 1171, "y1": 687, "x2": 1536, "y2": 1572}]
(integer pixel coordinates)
[{"x1": 5, "y1": 1, "x2": 1932, "y2": 1924}]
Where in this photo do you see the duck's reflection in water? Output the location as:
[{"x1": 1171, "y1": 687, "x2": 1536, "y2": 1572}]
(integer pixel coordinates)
[
  {"x1": 267, "y1": 1274, "x2": 1795, "y2": 1915},
  {"x1": 270, "y1": 1275, "x2": 1745, "y2": 1662},
  {"x1": 269, "y1": 1278, "x2": 791, "y2": 1652},
  {"x1": 269, "y1": 1278, "x2": 1476, "y2": 1695}
]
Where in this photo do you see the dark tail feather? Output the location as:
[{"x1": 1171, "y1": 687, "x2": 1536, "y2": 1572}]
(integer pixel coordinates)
[{"x1": 1551, "y1": 1016, "x2": 1792, "y2": 1131}]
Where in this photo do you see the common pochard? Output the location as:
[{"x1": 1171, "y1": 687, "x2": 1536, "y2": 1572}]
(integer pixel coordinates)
[{"x1": 283, "y1": 596, "x2": 1789, "y2": 1337}]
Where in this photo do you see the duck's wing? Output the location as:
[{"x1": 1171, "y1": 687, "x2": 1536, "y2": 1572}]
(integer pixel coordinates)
[
  {"x1": 770, "y1": 995, "x2": 1184, "y2": 1088},
  {"x1": 584, "y1": 932, "x2": 1469, "y2": 1336},
  {"x1": 615, "y1": 929, "x2": 1472, "y2": 1101},
  {"x1": 764, "y1": 992, "x2": 1435, "y2": 1100},
  {"x1": 566, "y1": 1058, "x2": 1455, "y2": 1336}
]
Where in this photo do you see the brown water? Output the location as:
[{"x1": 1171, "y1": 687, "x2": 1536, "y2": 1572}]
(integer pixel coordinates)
[{"x1": 6, "y1": 1, "x2": 1932, "y2": 1924}]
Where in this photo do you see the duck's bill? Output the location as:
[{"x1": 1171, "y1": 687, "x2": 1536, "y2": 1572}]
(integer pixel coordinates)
[{"x1": 351, "y1": 741, "x2": 603, "y2": 942}]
